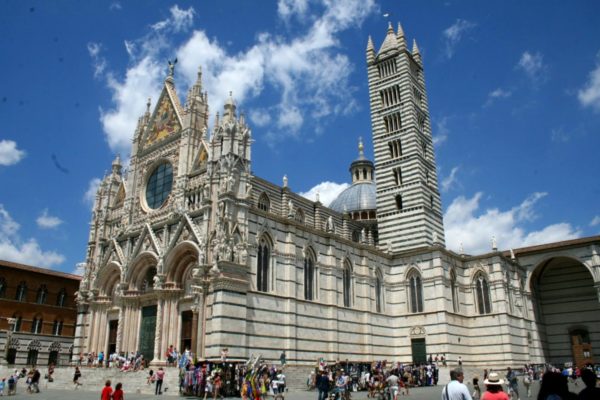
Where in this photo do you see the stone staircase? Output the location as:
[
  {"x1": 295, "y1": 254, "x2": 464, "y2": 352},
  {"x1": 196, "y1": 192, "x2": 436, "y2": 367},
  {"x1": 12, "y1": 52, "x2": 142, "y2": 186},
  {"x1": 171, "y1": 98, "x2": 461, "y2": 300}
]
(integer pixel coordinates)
[{"x1": 0, "y1": 365, "x2": 181, "y2": 396}]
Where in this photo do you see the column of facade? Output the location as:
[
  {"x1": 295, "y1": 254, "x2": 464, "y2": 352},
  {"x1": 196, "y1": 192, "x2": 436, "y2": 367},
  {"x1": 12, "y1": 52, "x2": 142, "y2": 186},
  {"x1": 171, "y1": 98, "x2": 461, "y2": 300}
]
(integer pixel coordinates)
[
  {"x1": 72, "y1": 303, "x2": 89, "y2": 363},
  {"x1": 152, "y1": 297, "x2": 164, "y2": 364},
  {"x1": 115, "y1": 303, "x2": 124, "y2": 354},
  {"x1": 86, "y1": 307, "x2": 97, "y2": 351}
]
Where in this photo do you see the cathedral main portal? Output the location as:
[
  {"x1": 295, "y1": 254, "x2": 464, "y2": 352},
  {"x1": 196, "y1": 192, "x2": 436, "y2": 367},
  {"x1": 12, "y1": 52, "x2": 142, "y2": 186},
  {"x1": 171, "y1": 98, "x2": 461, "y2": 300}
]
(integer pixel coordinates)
[{"x1": 139, "y1": 305, "x2": 157, "y2": 362}]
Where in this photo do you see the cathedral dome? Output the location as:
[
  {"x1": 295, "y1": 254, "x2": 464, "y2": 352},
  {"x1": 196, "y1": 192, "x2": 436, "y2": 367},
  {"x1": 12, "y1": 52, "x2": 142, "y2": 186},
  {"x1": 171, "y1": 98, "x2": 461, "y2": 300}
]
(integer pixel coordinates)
[
  {"x1": 329, "y1": 138, "x2": 377, "y2": 214},
  {"x1": 329, "y1": 181, "x2": 376, "y2": 213}
]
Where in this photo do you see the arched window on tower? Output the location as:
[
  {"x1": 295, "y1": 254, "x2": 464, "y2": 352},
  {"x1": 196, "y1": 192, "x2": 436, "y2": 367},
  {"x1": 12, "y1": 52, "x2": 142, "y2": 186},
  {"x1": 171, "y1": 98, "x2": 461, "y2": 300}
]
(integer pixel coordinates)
[
  {"x1": 11, "y1": 313, "x2": 22, "y2": 332},
  {"x1": 408, "y1": 271, "x2": 424, "y2": 313},
  {"x1": 31, "y1": 314, "x2": 43, "y2": 334},
  {"x1": 15, "y1": 281, "x2": 27, "y2": 302},
  {"x1": 475, "y1": 273, "x2": 492, "y2": 314},
  {"x1": 304, "y1": 249, "x2": 316, "y2": 301},
  {"x1": 52, "y1": 320, "x2": 63, "y2": 336},
  {"x1": 0, "y1": 277, "x2": 6, "y2": 298},
  {"x1": 256, "y1": 236, "x2": 270, "y2": 292},
  {"x1": 451, "y1": 270, "x2": 459, "y2": 312},
  {"x1": 56, "y1": 288, "x2": 67, "y2": 307},
  {"x1": 36, "y1": 285, "x2": 48, "y2": 304},
  {"x1": 343, "y1": 261, "x2": 352, "y2": 308},
  {"x1": 257, "y1": 193, "x2": 270, "y2": 212},
  {"x1": 375, "y1": 269, "x2": 384, "y2": 313},
  {"x1": 395, "y1": 195, "x2": 403, "y2": 210}
]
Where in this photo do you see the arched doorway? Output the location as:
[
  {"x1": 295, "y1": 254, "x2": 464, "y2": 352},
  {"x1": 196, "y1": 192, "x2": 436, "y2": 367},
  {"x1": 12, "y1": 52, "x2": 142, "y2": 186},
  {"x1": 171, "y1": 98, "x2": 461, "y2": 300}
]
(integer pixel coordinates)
[{"x1": 531, "y1": 256, "x2": 599, "y2": 365}]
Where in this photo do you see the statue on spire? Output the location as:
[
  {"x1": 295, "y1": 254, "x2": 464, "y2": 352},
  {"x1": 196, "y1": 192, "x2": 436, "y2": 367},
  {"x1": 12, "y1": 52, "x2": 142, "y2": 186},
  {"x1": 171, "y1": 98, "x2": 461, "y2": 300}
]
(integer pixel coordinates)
[{"x1": 168, "y1": 58, "x2": 178, "y2": 77}]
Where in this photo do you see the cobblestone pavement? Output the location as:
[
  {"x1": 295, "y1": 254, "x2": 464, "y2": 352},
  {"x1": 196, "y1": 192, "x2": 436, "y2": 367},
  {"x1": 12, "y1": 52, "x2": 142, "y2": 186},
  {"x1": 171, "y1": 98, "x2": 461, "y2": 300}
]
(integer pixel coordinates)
[{"x1": 8, "y1": 380, "x2": 585, "y2": 400}]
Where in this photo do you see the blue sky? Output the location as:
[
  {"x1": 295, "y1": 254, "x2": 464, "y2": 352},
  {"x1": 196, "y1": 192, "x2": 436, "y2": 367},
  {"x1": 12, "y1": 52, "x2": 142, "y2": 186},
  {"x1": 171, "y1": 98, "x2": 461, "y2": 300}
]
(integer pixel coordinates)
[{"x1": 1, "y1": 0, "x2": 599, "y2": 273}]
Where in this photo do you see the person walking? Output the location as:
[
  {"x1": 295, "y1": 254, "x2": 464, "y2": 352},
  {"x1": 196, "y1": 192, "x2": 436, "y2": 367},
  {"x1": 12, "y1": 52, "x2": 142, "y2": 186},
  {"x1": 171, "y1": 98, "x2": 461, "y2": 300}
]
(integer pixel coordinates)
[
  {"x1": 523, "y1": 369, "x2": 533, "y2": 399},
  {"x1": 472, "y1": 375, "x2": 482, "y2": 399},
  {"x1": 506, "y1": 368, "x2": 520, "y2": 400},
  {"x1": 113, "y1": 382, "x2": 125, "y2": 400},
  {"x1": 481, "y1": 372, "x2": 509, "y2": 400},
  {"x1": 441, "y1": 368, "x2": 473, "y2": 400},
  {"x1": 316, "y1": 369, "x2": 330, "y2": 400},
  {"x1": 100, "y1": 380, "x2": 113, "y2": 400},
  {"x1": 73, "y1": 366, "x2": 82, "y2": 389},
  {"x1": 155, "y1": 367, "x2": 165, "y2": 395},
  {"x1": 30, "y1": 368, "x2": 41, "y2": 393}
]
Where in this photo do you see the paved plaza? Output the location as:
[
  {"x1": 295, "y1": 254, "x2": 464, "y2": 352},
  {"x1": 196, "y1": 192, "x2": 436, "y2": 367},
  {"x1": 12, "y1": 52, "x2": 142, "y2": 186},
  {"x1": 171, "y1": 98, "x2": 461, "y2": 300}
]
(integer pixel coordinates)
[{"x1": 4, "y1": 380, "x2": 588, "y2": 400}]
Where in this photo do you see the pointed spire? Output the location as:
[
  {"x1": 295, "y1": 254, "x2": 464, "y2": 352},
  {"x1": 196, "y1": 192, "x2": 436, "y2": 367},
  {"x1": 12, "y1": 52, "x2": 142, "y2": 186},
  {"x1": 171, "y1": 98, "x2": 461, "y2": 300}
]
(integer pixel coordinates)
[
  {"x1": 378, "y1": 22, "x2": 399, "y2": 55},
  {"x1": 111, "y1": 154, "x2": 122, "y2": 176},
  {"x1": 366, "y1": 35, "x2": 375, "y2": 63},
  {"x1": 412, "y1": 39, "x2": 422, "y2": 64},
  {"x1": 397, "y1": 22, "x2": 406, "y2": 50},
  {"x1": 224, "y1": 91, "x2": 236, "y2": 120},
  {"x1": 145, "y1": 97, "x2": 152, "y2": 115}
]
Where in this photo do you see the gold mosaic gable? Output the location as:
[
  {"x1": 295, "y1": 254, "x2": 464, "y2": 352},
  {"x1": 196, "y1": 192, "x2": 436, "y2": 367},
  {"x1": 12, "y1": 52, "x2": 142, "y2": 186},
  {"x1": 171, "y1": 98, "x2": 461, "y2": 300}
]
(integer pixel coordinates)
[{"x1": 145, "y1": 89, "x2": 182, "y2": 146}]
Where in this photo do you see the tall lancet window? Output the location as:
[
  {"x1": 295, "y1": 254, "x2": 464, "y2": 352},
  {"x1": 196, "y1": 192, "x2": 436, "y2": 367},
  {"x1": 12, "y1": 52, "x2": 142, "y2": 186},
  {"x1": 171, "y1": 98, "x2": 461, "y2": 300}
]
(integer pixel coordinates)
[
  {"x1": 475, "y1": 273, "x2": 492, "y2": 314},
  {"x1": 375, "y1": 269, "x2": 384, "y2": 313},
  {"x1": 408, "y1": 271, "x2": 424, "y2": 313},
  {"x1": 257, "y1": 237, "x2": 270, "y2": 292},
  {"x1": 343, "y1": 261, "x2": 352, "y2": 308},
  {"x1": 304, "y1": 249, "x2": 316, "y2": 301}
]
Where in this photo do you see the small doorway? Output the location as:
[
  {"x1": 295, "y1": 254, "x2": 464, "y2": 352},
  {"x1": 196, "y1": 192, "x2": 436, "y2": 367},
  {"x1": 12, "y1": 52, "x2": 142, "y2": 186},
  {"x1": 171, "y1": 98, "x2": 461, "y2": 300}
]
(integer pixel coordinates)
[
  {"x1": 48, "y1": 350, "x2": 59, "y2": 366},
  {"x1": 571, "y1": 329, "x2": 594, "y2": 366},
  {"x1": 6, "y1": 348, "x2": 16, "y2": 364},
  {"x1": 180, "y1": 310, "x2": 193, "y2": 352},
  {"x1": 411, "y1": 338, "x2": 427, "y2": 364},
  {"x1": 108, "y1": 320, "x2": 118, "y2": 355},
  {"x1": 26, "y1": 349, "x2": 39, "y2": 366}
]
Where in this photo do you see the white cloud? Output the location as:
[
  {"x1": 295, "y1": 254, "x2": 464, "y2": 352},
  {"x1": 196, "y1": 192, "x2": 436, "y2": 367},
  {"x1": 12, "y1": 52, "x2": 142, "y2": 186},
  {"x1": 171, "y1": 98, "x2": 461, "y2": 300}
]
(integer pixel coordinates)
[
  {"x1": 484, "y1": 88, "x2": 511, "y2": 107},
  {"x1": 441, "y1": 166, "x2": 459, "y2": 192},
  {"x1": 36, "y1": 209, "x2": 63, "y2": 229},
  {"x1": 84, "y1": 178, "x2": 102, "y2": 208},
  {"x1": 109, "y1": 2, "x2": 122, "y2": 11},
  {"x1": 0, "y1": 204, "x2": 65, "y2": 268},
  {"x1": 443, "y1": 19, "x2": 476, "y2": 59},
  {"x1": 97, "y1": 1, "x2": 375, "y2": 156},
  {"x1": 299, "y1": 181, "x2": 350, "y2": 206},
  {"x1": 87, "y1": 42, "x2": 107, "y2": 78},
  {"x1": 516, "y1": 51, "x2": 547, "y2": 82},
  {"x1": 433, "y1": 117, "x2": 449, "y2": 146},
  {"x1": 578, "y1": 57, "x2": 600, "y2": 112},
  {"x1": 73, "y1": 262, "x2": 86, "y2": 276},
  {"x1": 444, "y1": 192, "x2": 580, "y2": 254},
  {"x1": 590, "y1": 215, "x2": 600, "y2": 227},
  {"x1": 151, "y1": 5, "x2": 195, "y2": 33},
  {"x1": 249, "y1": 109, "x2": 272, "y2": 127},
  {"x1": 0, "y1": 140, "x2": 26, "y2": 166},
  {"x1": 278, "y1": 0, "x2": 310, "y2": 20}
]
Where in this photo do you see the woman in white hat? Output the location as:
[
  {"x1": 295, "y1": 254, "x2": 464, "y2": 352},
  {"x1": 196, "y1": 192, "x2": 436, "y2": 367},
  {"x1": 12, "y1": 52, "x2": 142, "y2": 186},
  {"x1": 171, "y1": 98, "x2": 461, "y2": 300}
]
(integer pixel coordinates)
[{"x1": 481, "y1": 372, "x2": 509, "y2": 400}]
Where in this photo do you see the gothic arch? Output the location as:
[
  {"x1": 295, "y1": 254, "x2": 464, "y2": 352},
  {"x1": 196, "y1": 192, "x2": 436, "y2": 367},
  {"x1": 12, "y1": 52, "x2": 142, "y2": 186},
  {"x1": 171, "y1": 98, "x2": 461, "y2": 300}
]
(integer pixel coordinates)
[
  {"x1": 165, "y1": 241, "x2": 200, "y2": 287},
  {"x1": 529, "y1": 255, "x2": 600, "y2": 365},
  {"x1": 127, "y1": 251, "x2": 159, "y2": 290},
  {"x1": 256, "y1": 233, "x2": 273, "y2": 292},
  {"x1": 375, "y1": 267, "x2": 385, "y2": 313},
  {"x1": 94, "y1": 262, "x2": 121, "y2": 298},
  {"x1": 404, "y1": 264, "x2": 423, "y2": 281},
  {"x1": 342, "y1": 258, "x2": 353, "y2": 308},
  {"x1": 257, "y1": 192, "x2": 270, "y2": 212},
  {"x1": 406, "y1": 268, "x2": 424, "y2": 313},
  {"x1": 527, "y1": 255, "x2": 596, "y2": 290}
]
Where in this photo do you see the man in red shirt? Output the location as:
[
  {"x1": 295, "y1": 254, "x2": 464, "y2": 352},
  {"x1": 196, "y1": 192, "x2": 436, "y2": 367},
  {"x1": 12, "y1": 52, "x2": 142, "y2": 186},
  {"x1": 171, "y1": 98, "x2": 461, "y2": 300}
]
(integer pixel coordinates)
[{"x1": 101, "y1": 380, "x2": 113, "y2": 400}]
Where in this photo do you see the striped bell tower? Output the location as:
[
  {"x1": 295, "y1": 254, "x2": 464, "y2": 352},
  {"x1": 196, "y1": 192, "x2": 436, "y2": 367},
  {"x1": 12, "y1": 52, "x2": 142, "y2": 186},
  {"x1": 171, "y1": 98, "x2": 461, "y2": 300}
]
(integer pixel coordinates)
[{"x1": 367, "y1": 22, "x2": 445, "y2": 252}]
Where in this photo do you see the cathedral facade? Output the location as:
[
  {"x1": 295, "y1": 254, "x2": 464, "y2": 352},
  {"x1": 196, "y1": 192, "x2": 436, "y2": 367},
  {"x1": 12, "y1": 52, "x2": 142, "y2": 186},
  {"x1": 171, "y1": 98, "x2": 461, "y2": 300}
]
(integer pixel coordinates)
[{"x1": 75, "y1": 24, "x2": 600, "y2": 368}]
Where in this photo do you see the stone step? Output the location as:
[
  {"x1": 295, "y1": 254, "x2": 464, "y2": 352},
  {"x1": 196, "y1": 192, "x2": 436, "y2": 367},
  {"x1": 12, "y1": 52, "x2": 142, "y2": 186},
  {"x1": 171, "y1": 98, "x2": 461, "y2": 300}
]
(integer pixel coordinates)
[{"x1": 0, "y1": 365, "x2": 180, "y2": 396}]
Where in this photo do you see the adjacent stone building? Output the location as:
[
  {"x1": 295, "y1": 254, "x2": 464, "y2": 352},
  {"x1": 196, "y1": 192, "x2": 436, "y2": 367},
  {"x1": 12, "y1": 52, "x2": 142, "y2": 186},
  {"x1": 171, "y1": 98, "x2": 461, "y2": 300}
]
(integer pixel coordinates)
[
  {"x1": 74, "y1": 24, "x2": 600, "y2": 368},
  {"x1": 0, "y1": 260, "x2": 80, "y2": 366}
]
